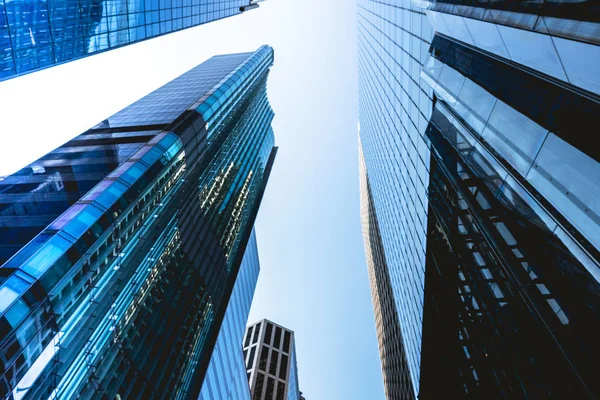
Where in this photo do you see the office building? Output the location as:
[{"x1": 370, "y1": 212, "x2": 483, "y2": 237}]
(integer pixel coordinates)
[
  {"x1": 358, "y1": 0, "x2": 600, "y2": 398},
  {"x1": 198, "y1": 228, "x2": 259, "y2": 400},
  {"x1": 244, "y1": 319, "x2": 300, "y2": 400},
  {"x1": 0, "y1": 45, "x2": 276, "y2": 400},
  {"x1": 0, "y1": 0, "x2": 262, "y2": 81}
]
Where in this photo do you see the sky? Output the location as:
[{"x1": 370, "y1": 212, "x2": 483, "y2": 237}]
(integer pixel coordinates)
[{"x1": 0, "y1": 1, "x2": 385, "y2": 398}]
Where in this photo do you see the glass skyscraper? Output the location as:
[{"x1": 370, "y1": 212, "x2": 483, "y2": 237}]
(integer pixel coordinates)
[
  {"x1": 0, "y1": 44, "x2": 277, "y2": 400},
  {"x1": 199, "y1": 228, "x2": 259, "y2": 400},
  {"x1": 243, "y1": 319, "x2": 300, "y2": 400},
  {"x1": 358, "y1": 0, "x2": 600, "y2": 398},
  {"x1": 0, "y1": 0, "x2": 262, "y2": 81}
]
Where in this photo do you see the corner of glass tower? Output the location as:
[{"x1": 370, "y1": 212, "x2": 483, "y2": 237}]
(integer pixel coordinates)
[{"x1": 358, "y1": 0, "x2": 600, "y2": 397}]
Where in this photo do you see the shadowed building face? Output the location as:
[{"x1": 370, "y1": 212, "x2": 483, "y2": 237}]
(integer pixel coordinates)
[{"x1": 357, "y1": 0, "x2": 600, "y2": 398}]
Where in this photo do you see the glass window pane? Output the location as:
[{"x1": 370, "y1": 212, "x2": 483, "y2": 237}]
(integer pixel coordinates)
[
  {"x1": 526, "y1": 134, "x2": 600, "y2": 251},
  {"x1": 482, "y1": 100, "x2": 549, "y2": 176},
  {"x1": 497, "y1": 24, "x2": 567, "y2": 83},
  {"x1": 553, "y1": 36, "x2": 600, "y2": 95}
]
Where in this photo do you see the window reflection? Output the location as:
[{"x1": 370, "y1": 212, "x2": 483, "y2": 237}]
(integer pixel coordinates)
[
  {"x1": 0, "y1": 0, "x2": 247, "y2": 79},
  {"x1": 425, "y1": 102, "x2": 600, "y2": 396}
]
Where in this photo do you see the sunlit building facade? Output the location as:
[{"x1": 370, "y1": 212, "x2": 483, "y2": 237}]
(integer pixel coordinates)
[
  {"x1": 0, "y1": 0, "x2": 262, "y2": 81},
  {"x1": 0, "y1": 45, "x2": 277, "y2": 400},
  {"x1": 243, "y1": 319, "x2": 300, "y2": 400},
  {"x1": 358, "y1": 0, "x2": 600, "y2": 398}
]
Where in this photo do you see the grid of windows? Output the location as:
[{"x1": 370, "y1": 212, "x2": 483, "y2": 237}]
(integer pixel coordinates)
[
  {"x1": 0, "y1": 0, "x2": 258, "y2": 80},
  {"x1": 243, "y1": 320, "x2": 299, "y2": 400},
  {"x1": 357, "y1": 0, "x2": 434, "y2": 392},
  {"x1": 106, "y1": 53, "x2": 252, "y2": 127}
]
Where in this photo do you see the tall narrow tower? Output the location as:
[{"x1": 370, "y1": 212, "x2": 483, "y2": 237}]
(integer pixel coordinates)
[{"x1": 199, "y1": 228, "x2": 260, "y2": 400}]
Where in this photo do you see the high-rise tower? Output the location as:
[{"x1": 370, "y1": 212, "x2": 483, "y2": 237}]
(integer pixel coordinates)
[
  {"x1": 0, "y1": 45, "x2": 276, "y2": 400},
  {"x1": 0, "y1": 0, "x2": 262, "y2": 81},
  {"x1": 243, "y1": 319, "x2": 300, "y2": 400},
  {"x1": 358, "y1": 0, "x2": 600, "y2": 398}
]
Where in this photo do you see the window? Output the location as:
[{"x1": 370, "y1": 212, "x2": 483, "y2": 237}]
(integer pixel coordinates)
[
  {"x1": 248, "y1": 346, "x2": 256, "y2": 368},
  {"x1": 279, "y1": 354, "x2": 288, "y2": 380},
  {"x1": 283, "y1": 331, "x2": 291, "y2": 352},
  {"x1": 253, "y1": 324, "x2": 260, "y2": 343},
  {"x1": 273, "y1": 327, "x2": 282, "y2": 349},
  {"x1": 259, "y1": 347, "x2": 268, "y2": 371},
  {"x1": 269, "y1": 349, "x2": 278, "y2": 375},
  {"x1": 266, "y1": 377, "x2": 275, "y2": 400},
  {"x1": 254, "y1": 372, "x2": 265, "y2": 400},
  {"x1": 245, "y1": 327, "x2": 252, "y2": 347},
  {"x1": 276, "y1": 382, "x2": 286, "y2": 400}
]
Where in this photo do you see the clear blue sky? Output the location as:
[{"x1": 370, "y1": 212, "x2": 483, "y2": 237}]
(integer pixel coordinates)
[{"x1": 0, "y1": 1, "x2": 385, "y2": 398}]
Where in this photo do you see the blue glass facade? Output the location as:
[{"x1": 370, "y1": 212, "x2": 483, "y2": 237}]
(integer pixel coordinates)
[
  {"x1": 243, "y1": 319, "x2": 300, "y2": 400},
  {"x1": 357, "y1": 0, "x2": 434, "y2": 394},
  {"x1": 358, "y1": 0, "x2": 600, "y2": 398},
  {"x1": 0, "y1": 45, "x2": 277, "y2": 400},
  {"x1": 199, "y1": 228, "x2": 259, "y2": 400},
  {"x1": 359, "y1": 143, "x2": 414, "y2": 400},
  {"x1": 285, "y1": 343, "x2": 299, "y2": 400},
  {"x1": 0, "y1": 0, "x2": 261, "y2": 81}
]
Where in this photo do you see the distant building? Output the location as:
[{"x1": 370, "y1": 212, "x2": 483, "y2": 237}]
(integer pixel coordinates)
[
  {"x1": 0, "y1": 0, "x2": 263, "y2": 81},
  {"x1": 244, "y1": 319, "x2": 300, "y2": 400}
]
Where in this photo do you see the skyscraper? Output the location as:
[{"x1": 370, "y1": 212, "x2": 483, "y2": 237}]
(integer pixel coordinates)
[
  {"x1": 0, "y1": 0, "x2": 262, "y2": 81},
  {"x1": 243, "y1": 319, "x2": 300, "y2": 400},
  {"x1": 358, "y1": 0, "x2": 600, "y2": 398},
  {"x1": 0, "y1": 44, "x2": 277, "y2": 400},
  {"x1": 199, "y1": 228, "x2": 260, "y2": 400}
]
